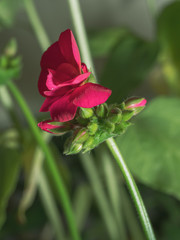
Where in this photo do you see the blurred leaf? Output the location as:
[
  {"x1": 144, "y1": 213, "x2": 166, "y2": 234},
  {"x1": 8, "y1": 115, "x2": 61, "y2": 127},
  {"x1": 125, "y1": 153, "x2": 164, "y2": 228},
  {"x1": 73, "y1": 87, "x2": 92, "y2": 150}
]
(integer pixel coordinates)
[
  {"x1": 89, "y1": 28, "x2": 127, "y2": 57},
  {"x1": 117, "y1": 97, "x2": 180, "y2": 199},
  {"x1": 0, "y1": 62, "x2": 21, "y2": 85},
  {"x1": 0, "y1": 0, "x2": 22, "y2": 29},
  {"x1": 0, "y1": 146, "x2": 21, "y2": 229},
  {"x1": 158, "y1": 2, "x2": 180, "y2": 69},
  {"x1": 101, "y1": 35, "x2": 158, "y2": 103},
  {"x1": 73, "y1": 183, "x2": 92, "y2": 231}
]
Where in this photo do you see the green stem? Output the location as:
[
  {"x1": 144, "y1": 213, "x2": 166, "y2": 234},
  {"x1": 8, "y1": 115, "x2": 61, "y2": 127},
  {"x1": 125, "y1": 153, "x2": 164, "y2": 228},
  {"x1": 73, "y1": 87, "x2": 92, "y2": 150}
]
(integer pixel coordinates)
[
  {"x1": 106, "y1": 138, "x2": 156, "y2": 240},
  {"x1": 66, "y1": 0, "x2": 96, "y2": 76},
  {"x1": 66, "y1": 0, "x2": 156, "y2": 238},
  {"x1": 38, "y1": 170, "x2": 66, "y2": 240},
  {"x1": 80, "y1": 153, "x2": 119, "y2": 240},
  {"x1": 23, "y1": 0, "x2": 50, "y2": 51},
  {"x1": 7, "y1": 81, "x2": 81, "y2": 240}
]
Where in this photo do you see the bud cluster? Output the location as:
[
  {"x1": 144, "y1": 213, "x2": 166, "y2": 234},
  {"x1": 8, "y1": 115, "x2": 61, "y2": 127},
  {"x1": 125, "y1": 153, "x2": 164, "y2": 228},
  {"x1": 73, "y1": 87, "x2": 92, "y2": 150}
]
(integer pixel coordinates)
[
  {"x1": 0, "y1": 39, "x2": 21, "y2": 85},
  {"x1": 52, "y1": 97, "x2": 146, "y2": 155}
]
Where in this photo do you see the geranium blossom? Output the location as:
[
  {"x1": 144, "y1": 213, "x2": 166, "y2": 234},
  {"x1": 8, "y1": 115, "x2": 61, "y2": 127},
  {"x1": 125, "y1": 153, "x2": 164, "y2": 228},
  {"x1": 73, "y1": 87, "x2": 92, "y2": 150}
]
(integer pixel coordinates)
[{"x1": 38, "y1": 29, "x2": 111, "y2": 123}]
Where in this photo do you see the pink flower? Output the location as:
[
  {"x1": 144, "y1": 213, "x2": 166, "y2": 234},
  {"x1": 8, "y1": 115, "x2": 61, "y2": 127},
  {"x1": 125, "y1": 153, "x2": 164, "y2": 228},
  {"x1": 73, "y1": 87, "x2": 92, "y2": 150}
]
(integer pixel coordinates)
[
  {"x1": 38, "y1": 29, "x2": 111, "y2": 122},
  {"x1": 125, "y1": 97, "x2": 147, "y2": 110}
]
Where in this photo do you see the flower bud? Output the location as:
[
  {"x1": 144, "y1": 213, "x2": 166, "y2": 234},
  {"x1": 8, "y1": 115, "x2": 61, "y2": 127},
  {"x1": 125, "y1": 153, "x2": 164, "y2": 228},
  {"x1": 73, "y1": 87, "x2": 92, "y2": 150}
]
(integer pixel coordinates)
[
  {"x1": 125, "y1": 97, "x2": 147, "y2": 110},
  {"x1": 122, "y1": 110, "x2": 134, "y2": 121},
  {"x1": 83, "y1": 136, "x2": 96, "y2": 151},
  {"x1": 79, "y1": 108, "x2": 94, "y2": 119},
  {"x1": 72, "y1": 128, "x2": 89, "y2": 144},
  {"x1": 95, "y1": 103, "x2": 108, "y2": 118},
  {"x1": 108, "y1": 107, "x2": 122, "y2": 123},
  {"x1": 64, "y1": 142, "x2": 83, "y2": 155},
  {"x1": 87, "y1": 122, "x2": 98, "y2": 135},
  {"x1": 114, "y1": 121, "x2": 131, "y2": 134},
  {"x1": 103, "y1": 120, "x2": 115, "y2": 133}
]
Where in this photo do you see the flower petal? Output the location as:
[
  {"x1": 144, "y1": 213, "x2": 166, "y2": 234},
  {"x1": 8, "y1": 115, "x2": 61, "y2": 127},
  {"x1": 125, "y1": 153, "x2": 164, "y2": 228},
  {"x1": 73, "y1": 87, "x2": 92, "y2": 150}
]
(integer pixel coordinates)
[
  {"x1": 50, "y1": 94, "x2": 77, "y2": 122},
  {"x1": 59, "y1": 29, "x2": 81, "y2": 72},
  {"x1": 39, "y1": 96, "x2": 59, "y2": 112},
  {"x1": 54, "y1": 63, "x2": 79, "y2": 84},
  {"x1": 38, "y1": 119, "x2": 65, "y2": 134},
  {"x1": 81, "y1": 63, "x2": 88, "y2": 73},
  {"x1": 40, "y1": 41, "x2": 64, "y2": 69},
  {"x1": 71, "y1": 83, "x2": 112, "y2": 108},
  {"x1": 38, "y1": 42, "x2": 65, "y2": 96}
]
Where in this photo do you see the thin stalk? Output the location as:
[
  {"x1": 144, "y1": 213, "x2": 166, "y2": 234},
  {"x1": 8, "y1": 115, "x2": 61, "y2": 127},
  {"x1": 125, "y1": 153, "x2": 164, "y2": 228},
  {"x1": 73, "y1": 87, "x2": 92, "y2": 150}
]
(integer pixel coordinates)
[
  {"x1": 97, "y1": 146, "x2": 127, "y2": 240},
  {"x1": 66, "y1": 0, "x2": 96, "y2": 76},
  {"x1": 23, "y1": 0, "x2": 50, "y2": 51},
  {"x1": 38, "y1": 170, "x2": 66, "y2": 240},
  {"x1": 7, "y1": 81, "x2": 81, "y2": 240},
  {"x1": 80, "y1": 153, "x2": 119, "y2": 240},
  {"x1": 106, "y1": 138, "x2": 156, "y2": 240},
  {"x1": 66, "y1": 0, "x2": 156, "y2": 239}
]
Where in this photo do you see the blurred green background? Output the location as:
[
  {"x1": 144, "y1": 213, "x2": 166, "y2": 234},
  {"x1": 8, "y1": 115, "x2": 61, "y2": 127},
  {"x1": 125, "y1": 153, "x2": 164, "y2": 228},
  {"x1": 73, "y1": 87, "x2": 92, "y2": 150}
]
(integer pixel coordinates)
[{"x1": 1, "y1": 0, "x2": 180, "y2": 239}]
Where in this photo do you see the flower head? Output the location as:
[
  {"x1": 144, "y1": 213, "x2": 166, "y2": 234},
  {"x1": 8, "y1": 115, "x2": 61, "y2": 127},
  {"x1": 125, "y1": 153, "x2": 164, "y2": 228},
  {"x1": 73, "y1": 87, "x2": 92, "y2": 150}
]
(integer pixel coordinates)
[{"x1": 38, "y1": 29, "x2": 111, "y2": 122}]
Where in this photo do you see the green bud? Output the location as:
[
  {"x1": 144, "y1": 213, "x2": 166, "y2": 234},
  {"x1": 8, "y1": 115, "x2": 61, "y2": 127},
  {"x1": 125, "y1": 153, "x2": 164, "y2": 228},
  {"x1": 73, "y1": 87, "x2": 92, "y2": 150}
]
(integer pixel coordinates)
[
  {"x1": 72, "y1": 128, "x2": 89, "y2": 144},
  {"x1": 66, "y1": 143, "x2": 83, "y2": 155},
  {"x1": 108, "y1": 107, "x2": 122, "y2": 123},
  {"x1": 103, "y1": 120, "x2": 115, "y2": 133},
  {"x1": 96, "y1": 103, "x2": 108, "y2": 118},
  {"x1": 87, "y1": 122, "x2": 98, "y2": 135},
  {"x1": 79, "y1": 108, "x2": 94, "y2": 119},
  {"x1": 83, "y1": 136, "x2": 95, "y2": 151},
  {"x1": 0, "y1": 56, "x2": 8, "y2": 68},
  {"x1": 114, "y1": 121, "x2": 131, "y2": 134},
  {"x1": 4, "y1": 39, "x2": 17, "y2": 57},
  {"x1": 122, "y1": 110, "x2": 134, "y2": 121}
]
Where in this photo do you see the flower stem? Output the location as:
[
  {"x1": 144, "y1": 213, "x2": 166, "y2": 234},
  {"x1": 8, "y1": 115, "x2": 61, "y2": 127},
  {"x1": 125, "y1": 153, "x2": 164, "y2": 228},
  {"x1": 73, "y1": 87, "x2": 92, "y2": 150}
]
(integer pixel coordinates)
[
  {"x1": 66, "y1": 0, "x2": 156, "y2": 239},
  {"x1": 66, "y1": 0, "x2": 96, "y2": 76},
  {"x1": 23, "y1": 0, "x2": 50, "y2": 51},
  {"x1": 7, "y1": 81, "x2": 81, "y2": 240},
  {"x1": 80, "y1": 153, "x2": 119, "y2": 240},
  {"x1": 106, "y1": 137, "x2": 156, "y2": 240}
]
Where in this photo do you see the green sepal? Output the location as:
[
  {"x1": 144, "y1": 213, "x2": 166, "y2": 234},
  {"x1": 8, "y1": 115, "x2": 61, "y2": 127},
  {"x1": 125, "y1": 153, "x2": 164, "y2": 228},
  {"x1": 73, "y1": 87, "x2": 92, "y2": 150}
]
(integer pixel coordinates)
[
  {"x1": 72, "y1": 128, "x2": 89, "y2": 144},
  {"x1": 95, "y1": 103, "x2": 108, "y2": 118},
  {"x1": 108, "y1": 107, "x2": 122, "y2": 123},
  {"x1": 122, "y1": 110, "x2": 134, "y2": 121},
  {"x1": 87, "y1": 122, "x2": 98, "y2": 135},
  {"x1": 79, "y1": 108, "x2": 94, "y2": 119}
]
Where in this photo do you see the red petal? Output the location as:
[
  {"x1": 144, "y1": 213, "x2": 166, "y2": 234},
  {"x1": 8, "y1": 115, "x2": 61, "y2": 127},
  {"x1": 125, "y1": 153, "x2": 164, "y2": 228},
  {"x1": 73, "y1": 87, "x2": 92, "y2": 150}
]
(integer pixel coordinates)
[
  {"x1": 39, "y1": 97, "x2": 59, "y2": 112},
  {"x1": 59, "y1": 29, "x2": 81, "y2": 72},
  {"x1": 38, "y1": 42, "x2": 65, "y2": 96},
  {"x1": 38, "y1": 119, "x2": 65, "y2": 134},
  {"x1": 50, "y1": 94, "x2": 77, "y2": 122},
  {"x1": 54, "y1": 63, "x2": 79, "y2": 84},
  {"x1": 71, "y1": 83, "x2": 112, "y2": 108},
  {"x1": 81, "y1": 63, "x2": 88, "y2": 73},
  {"x1": 40, "y1": 41, "x2": 64, "y2": 69}
]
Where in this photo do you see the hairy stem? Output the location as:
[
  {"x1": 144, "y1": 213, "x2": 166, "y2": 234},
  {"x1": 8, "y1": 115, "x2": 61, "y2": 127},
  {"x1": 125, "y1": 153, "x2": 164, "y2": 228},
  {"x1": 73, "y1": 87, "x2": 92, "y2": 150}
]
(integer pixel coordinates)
[{"x1": 106, "y1": 138, "x2": 156, "y2": 240}]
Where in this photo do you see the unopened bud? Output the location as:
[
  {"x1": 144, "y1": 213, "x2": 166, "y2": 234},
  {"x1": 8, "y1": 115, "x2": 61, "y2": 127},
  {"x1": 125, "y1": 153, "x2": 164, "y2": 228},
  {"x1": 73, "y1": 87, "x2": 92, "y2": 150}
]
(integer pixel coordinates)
[
  {"x1": 96, "y1": 103, "x2": 108, "y2": 118},
  {"x1": 122, "y1": 110, "x2": 134, "y2": 121},
  {"x1": 114, "y1": 122, "x2": 131, "y2": 134},
  {"x1": 125, "y1": 97, "x2": 147, "y2": 110},
  {"x1": 72, "y1": 128, "x2": 89, "y2": 144},
  {"x1": 83, "y1": 136, "x2": 95, "y2": 151},
  {"x1": 4, "y1": 39, "x2": 17, "y2": 57},
  {"x1": 79, "y1": 108, "x2": 94, "y2": 119},
  {"x1": 103, "y1": 120, "x2": 115, "y2": 133},
  {"x1": 108, "y1": 107, "x2": 122, "y2": 123},
  {"x1": 87, "y1": 122, "x2": 98, "y2": 135}
]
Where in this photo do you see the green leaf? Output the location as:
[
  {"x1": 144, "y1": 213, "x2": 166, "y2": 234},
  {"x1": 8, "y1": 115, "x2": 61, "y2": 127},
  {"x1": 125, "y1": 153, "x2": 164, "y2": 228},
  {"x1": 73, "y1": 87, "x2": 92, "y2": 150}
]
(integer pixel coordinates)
[
  {"x1": 101, "y1": 35, "x2": 158, "y2": 103},
  {"x1": 0, "y1": 0, "x2": 22, "y2": 29},
  {"x1": 116, "y1": 97, "x2": 180, "y2": 199},
  {"x1": 88, "y1": 28, "x2": 127, "y2": 57},
  {"x1": 158, "y1": 2, "x2": 180, "y2": 69},
  {"x1": 0, "y1": 146, "x2": 21, "y2": 229}
]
